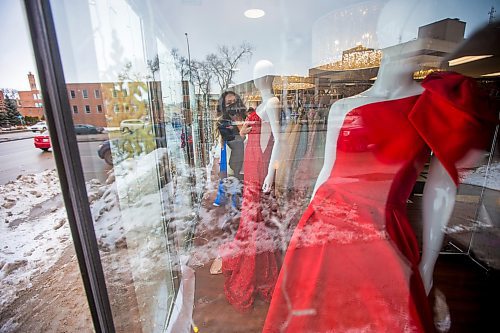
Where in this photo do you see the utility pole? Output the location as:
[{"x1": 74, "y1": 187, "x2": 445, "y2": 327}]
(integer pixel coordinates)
[
  {"x1": 184, "y1": 32, "x2": 206, "y2": 166},
  {"x1": 185, "y1": 33, "x2": 192, "y2": 82}
]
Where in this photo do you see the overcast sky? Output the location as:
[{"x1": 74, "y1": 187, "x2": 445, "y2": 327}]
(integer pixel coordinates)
[
  {"x1": 0, "y1": 0, "x2": 498, "y2": 92},
  {"x1": 0, "y1": 1, "x2": 37, "y2": 91}
]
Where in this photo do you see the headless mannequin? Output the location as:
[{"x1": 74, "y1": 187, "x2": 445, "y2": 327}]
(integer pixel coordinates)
[
  {"x1": 252, "y1": 60, "x2": 283, "y2": 193},
  {"x1": 311, "y1": 41, "x2": 456, "y2": 295}
]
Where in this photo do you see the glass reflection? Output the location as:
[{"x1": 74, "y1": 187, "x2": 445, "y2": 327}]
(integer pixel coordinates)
[{"x1": 47, "y1": 0, "x2": 499, "y2": 331}]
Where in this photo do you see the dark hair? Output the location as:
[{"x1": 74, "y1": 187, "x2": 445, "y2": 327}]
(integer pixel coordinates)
[{"x1": 217, "y1": 91, "x2": 247, "y2": 120}]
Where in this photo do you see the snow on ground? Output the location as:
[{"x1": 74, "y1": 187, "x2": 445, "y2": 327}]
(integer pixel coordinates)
[
  {"x1": 0, "y1": 147, "x2": 203, "y2": 332},
  {"x1": 0, "y1": 170, "x2": 69, "y2": 309},
  {"x1": 461, "y1": 161, "x2": 500, "y2": 191}
]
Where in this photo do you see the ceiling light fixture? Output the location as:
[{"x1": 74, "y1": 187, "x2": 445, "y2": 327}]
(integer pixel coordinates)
[
  {"x1": 244, "y1": 8, "x2": 265, "y2": 19},
  {"x1": 448, "y1": 55, "x2": 493, "y2": 66},
  {"x1": 481, "y1": 71, "x2": 500, "y2": 77}
]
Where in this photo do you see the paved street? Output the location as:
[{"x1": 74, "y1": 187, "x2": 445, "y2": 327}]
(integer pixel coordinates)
[{"x1": 0, "y1": 130, "x2": 111, "y2": 185}]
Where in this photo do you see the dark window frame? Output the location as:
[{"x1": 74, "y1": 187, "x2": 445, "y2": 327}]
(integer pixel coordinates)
[{"x1": 24, "y1": 1, "x2": 115, "y2": 332}]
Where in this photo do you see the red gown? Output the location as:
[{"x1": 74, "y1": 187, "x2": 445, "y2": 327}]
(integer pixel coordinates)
[
  {"x1": 263, "y1": 72, "x2": 497, "y2": 332},
  {"x1": 220, "y1": 111, "x2": 280, "y2": 312}
]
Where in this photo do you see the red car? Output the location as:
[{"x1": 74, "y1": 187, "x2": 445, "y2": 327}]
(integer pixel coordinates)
[{"x1": 34, "y1": 131, "x2": 51, "y2": 151}]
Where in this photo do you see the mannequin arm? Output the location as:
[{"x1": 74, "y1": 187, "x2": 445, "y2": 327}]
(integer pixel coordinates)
[
  {"x1": 419, "y1": 156, "x2": 456, "y2": 295},
  {"x1": 310, "y1": 102, "x2": 345, "y2": 200},
  {"x1": 262, "y1": 98, "x2": 282, "y2": 193}
]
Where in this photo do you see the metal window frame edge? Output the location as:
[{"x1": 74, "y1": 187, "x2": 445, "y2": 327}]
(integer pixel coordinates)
[{"x1": 23, "y1": 1, "x2": 115, "y2": 332}]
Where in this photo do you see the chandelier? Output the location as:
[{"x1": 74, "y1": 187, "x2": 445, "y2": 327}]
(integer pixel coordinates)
[
  {"x1": 273, "y1": 76, "x2": 315, "y2": 90},
  {"x1": 318, "y1": 45, "x2": 381, "y2": 71}
]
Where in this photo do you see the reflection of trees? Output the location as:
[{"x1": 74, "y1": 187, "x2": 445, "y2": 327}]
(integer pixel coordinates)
[
  {"x1": 103, "y1": 62, "x2": 149, "y2": 127},
  {"x1": 190, "y1": 60, "x2": 213, "y2": 111},
  {"x1": 170, "y1": 48, "x2": 190, "y2": 81},
  {"x1": 171, "y1": 42, "x2": 254, "y2": 166},
  {"x1": 146, "y1": 55, "x2": 164, "y2": 130},
  {"x1": 206, "y1": 42, "x2": 253, "y2": 91},
  {"x1": 172, "y1": 41, "x2": 254, "y2": 93}
]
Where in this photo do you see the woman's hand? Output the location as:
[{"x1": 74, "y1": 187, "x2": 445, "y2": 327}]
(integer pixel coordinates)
[{"x1": 239, "y1": 121, "x2": 252, "y2": 137}]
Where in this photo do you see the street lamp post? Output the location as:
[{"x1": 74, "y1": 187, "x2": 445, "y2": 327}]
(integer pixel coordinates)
[{"x1": 185, "y1": 32, "x2": 192, "y2": 82}]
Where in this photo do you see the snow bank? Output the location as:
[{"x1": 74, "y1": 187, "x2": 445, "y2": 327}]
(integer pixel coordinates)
[{"x1": 0, "y1": 170, "x2": 69, "y2": 309}]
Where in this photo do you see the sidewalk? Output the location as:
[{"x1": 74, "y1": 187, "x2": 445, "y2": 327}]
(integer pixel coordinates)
[
  {"x1": 0, "y1": 129, "x2": 34, "y2": 142},
  {"x1": 0, "y1": 129, "x2": 110, "y2": 143}
]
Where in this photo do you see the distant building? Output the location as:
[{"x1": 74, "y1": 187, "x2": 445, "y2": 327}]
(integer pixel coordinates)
[
  {"x1": 66, "y1": 83, "x2": 107, "y2": 127},
  {"x1": 100, "y1": 81, "x2": 151, "y2": 127},
  {"x1": 17, "y1": 72, "x2": 44, "y2": 119}
]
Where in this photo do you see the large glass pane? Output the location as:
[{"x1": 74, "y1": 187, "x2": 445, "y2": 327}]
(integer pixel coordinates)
[
  {"x1": 0, "y1": 2, "x2": 94, "y2": 332},
  {"x1": 51, "y1": 1, "x2": 178, "y2": 332},
  {"x1": 47, "y1": 0, "x2": 499, "y2": 332}
]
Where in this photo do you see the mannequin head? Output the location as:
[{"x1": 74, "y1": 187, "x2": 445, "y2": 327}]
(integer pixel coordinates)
[{"x1": 253, "y1": 60, "x2": 275, "y2": 92}]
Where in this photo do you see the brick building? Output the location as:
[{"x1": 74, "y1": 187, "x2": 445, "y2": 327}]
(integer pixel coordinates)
[
  {"x1": 100, "y1": 81, "x2": 151, "y2": 127},
  {"x1": 18, "y1": 73, "x2": 163, "y2": 128},
  {"x1": 17, "y1": 72, "x2": 45, "y2": 119},
  {"x1": 66, "y1": 83, "x2": 107, "y2": 127}
]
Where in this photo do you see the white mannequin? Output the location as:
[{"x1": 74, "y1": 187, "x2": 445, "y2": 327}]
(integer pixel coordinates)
[
  {"x1": 252, "y1": 60, "x2": 283, "y2": 193},
  {"x1": 310, "y1": 34, "x2": 456, "y2": 295}
]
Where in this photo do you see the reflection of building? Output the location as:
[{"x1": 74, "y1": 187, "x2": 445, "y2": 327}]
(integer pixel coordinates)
[
  {"x1": 100, "y1": 81, "x2": 152, "y2": 127},
  {"x1": 442, "y1": 20, "x2": 500, "y2": 78},
  {"x1": 17, "y1": 72, "x2": 44, "y2": 119},
  {"x1": 409, "y1": 18, "x2": 466, "y2": 78},
  {"x1": 310, "y1": 18, "x2": 466, "y2": 97},
  {"x1": 66, "y1": 83, "x2": 107, "y2": 127},
  {"x1": 16, "y1": 73, "x2": 165, "y2": 127},
  {"x1": 236, "y1": 18, "x2": 468, "y2": 113}
]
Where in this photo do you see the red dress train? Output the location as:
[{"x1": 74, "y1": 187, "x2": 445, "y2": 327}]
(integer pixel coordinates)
[{"x1": 220, "y1": 111, "x2": 280, "y2": 312}]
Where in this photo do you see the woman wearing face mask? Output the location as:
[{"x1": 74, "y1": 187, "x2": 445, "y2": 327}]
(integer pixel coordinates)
[
  {"x1": 217, "y1": 91, "x2": 247, "y2": 181},
  {"x1": 213, "y1": 91, "x2": 248, "y2": 207}
]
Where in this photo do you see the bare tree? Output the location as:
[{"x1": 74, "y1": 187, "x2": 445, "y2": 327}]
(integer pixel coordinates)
[
  {"x1": 147, "y1": 55, "x2": 160, "y2": 79},
  {"x1": 190, "y1": 60, "x2": 213, "y2": 108},
  {"x1": 171, "y1": 48, "x2": 190, "y2": 81},
  {"x1": 206, "y1": 42, "x2": 253, "y2": 91}
]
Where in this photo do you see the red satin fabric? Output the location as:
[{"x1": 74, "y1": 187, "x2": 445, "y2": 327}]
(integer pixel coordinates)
[
  {"x1": 220, "y1": 111, "x2": 280, "y2": 312},
  {"x1": 263, "y1": 72, "x2": 497, "y2": 332}
]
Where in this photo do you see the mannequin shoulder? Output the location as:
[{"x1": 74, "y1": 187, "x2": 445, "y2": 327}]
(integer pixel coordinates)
[
  {"x1": 328, "y1": 95, "x2": 380, "y2": 121},
  {"x1": 331, "y1": 94, "x2": 386, "y2": 111}
]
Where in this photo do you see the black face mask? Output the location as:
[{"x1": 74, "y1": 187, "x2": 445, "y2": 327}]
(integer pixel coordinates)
[{"x1": 227, "y1": 105, "x2": 245, "y2": 116}]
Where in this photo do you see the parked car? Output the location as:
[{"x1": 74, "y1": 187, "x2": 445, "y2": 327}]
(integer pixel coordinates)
[
  {"x1": 34, "y1": 130, "x2": 51, "y2": 151},
  {"x1": 97, "y1": 130, "x2": 168, "y2": 166},
  {"x1": 74, "y1": 124, "x2": 104, "y2": 135},
  {"x1": 97, "y1": 140, "x2": 113, "y2": 165},
  {"x1": 120, "y1": 119, "x2": 145, "y2": 132},
  {"x1": 28, "y1": 121, "x2": 48, "y2": 132}
]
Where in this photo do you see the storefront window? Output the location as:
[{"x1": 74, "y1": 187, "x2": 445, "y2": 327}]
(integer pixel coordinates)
[{"x1": 42, "y1": 0, "x2": 499, "y2": 331}]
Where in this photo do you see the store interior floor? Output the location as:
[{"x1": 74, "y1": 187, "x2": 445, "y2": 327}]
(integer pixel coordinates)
[{"x1": 190, "y1": 189, "x2": 499, "y2": 333}]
